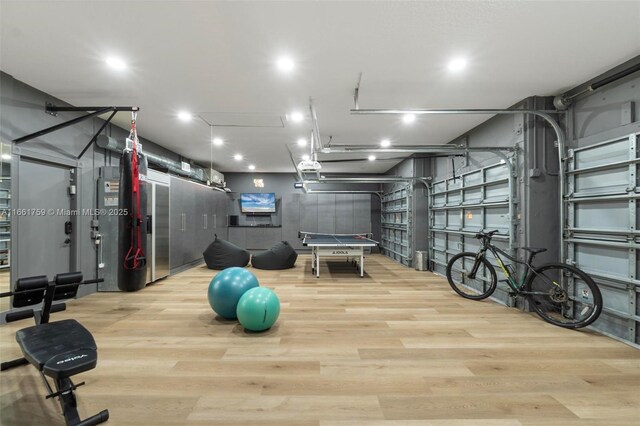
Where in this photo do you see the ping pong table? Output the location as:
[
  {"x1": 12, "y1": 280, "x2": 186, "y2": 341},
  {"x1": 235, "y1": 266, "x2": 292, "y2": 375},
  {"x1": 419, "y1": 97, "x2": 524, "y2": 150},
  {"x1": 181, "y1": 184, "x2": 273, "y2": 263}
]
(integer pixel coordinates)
[{"x1": 300, "y1": 232, "x2": 379, "y2": 278}]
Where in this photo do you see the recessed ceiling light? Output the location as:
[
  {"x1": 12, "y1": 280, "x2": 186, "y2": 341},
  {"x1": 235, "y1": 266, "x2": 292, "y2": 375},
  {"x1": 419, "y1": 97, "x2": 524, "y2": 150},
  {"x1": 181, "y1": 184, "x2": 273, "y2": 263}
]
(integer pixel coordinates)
[
  {"x1": 448, "y1": 57, "x2": 467, "y2": 72},
  {"x1": 248, "y1": 164, "x2": 256, "y2": 170},
  {"x1": 1, "y1": 154, "x2": 11, "y2": 160},
  {"x1": 380, "y1": 139, "x2": 391, "y2": 147},
  {"x1": 105, "y1": 56, "x2": 127, "y2": 70},
  {"x1": 234, "y1": 154, "x2": 243, "y2": 161},
  {"x1": 402, "y1": 114, "x2": 416, "y2": 124},
  {"x1": 297, "y1": 138, "x2": 307, "y2": 147},
  {"x1": 289, "y1": 112, "x2": 304, "y2": 123},
  {"x1": 302, "y1": 154, "x2": 310, "y2": 161},
  {"x1": 368, "y1": 155, "x2": 376, "y2": 161},
  {"x1": 212, "y1": 137, "x2": 223, "y2": 146},
  {"x1": 178, "y1": 111, "x2": 192, "y2": 122},
  {"x1": 276, "y1": 56, "x2": 295, "y2": 72}
]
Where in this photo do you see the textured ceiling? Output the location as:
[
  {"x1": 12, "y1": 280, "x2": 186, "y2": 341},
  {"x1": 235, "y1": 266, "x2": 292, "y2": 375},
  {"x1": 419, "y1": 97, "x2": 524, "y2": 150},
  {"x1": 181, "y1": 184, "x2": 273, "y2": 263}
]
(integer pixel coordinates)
[{"x1": 1, "y1": 1, "x2": 639, "y2": 173}]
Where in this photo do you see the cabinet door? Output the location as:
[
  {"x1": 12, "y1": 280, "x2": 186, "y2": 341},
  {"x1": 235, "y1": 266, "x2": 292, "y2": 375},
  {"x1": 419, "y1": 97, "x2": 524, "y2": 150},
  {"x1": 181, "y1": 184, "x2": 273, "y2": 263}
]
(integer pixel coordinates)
[
  {"x1": 265, "y1": 228, "x2": 283, "y2": 247},
  {"x1": 182, "y1": 181, "x2": 198, "y2": 264},
  {"x1": 335, "y1": 194, "x2": 354, "y2": 234},
  {"x1": 196, "y1": 185, "x2": 210, "y2": 258},
  {"x1": 215, "y1": 192, "x2": 229, "y2": 240},
  {"x1": 169, "y1": 177, "x2": 185, "y2": 269},
  {"x1": 353, "y1": 194, "x2": 372, "y2": 234},
  {"x1": 228, "y1": 227, "x2": 246, "y2": 248},
  {"x1": 282, "y1": 193, "x2": 301, "y2": 249},
  {"x1": 207, "y1": 190, "x2": 218, "y2": 243},
  {"x1": 300, "y1": 194, "x2": 318, "y2": 234},
  {"x1": 317, "y1": 194, "x2": 336, "y2": 234}
]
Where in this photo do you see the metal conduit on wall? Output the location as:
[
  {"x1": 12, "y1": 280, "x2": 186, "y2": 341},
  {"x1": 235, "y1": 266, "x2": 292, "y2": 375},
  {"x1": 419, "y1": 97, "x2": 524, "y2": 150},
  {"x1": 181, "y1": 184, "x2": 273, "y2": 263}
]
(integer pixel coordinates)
[
  {"x1": 314, "y1": 146, "x2": 519, "y2": 249},
  {"x1": 338, "y1": 108, "x2": 564, "y2": 261},
  {"x1": 96, "y1": 135, "x2": 211, "y2": 184}
]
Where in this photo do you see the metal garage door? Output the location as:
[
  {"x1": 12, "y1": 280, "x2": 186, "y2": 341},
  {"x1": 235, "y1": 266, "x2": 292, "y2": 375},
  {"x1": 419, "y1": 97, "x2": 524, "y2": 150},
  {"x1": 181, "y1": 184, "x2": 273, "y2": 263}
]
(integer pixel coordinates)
[
  {"x1": 565, "y1": 132, "x2": 639, "y2": 345},
  {"x1": 381, "y1": 185, "x2": 412, "y2": 265},
  {"x1": 429, "y1": 161, "x2": 517, "y2": 305}
]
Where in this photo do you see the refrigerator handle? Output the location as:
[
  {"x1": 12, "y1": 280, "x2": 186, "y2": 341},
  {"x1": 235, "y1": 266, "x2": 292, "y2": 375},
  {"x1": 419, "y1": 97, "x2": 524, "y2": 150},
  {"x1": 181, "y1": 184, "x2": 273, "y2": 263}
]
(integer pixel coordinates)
[
  {"x1": 203, "y1": 214, "x2": 207, "y2": 230},
  {"x1": 213, "y1": 214, "x2": 217, "y2": 229}
]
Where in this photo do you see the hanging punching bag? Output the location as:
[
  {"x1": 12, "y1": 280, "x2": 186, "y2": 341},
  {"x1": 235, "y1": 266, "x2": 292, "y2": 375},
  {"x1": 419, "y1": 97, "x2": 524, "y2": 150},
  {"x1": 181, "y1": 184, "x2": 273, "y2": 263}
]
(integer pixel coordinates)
[{"x1": 118, "y1": 116, "x2": 148, "y2": 291}]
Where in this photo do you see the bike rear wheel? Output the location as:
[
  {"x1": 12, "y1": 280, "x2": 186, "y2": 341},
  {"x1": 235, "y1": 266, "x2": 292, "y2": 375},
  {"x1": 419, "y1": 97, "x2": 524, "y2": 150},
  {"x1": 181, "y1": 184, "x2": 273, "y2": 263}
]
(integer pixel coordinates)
[
  {"x1": 526, "y1": 263, "x2": 602, "y2": 329},
  {"x1": 446, "y1": 252, "x2": 497, "y2": 300}
]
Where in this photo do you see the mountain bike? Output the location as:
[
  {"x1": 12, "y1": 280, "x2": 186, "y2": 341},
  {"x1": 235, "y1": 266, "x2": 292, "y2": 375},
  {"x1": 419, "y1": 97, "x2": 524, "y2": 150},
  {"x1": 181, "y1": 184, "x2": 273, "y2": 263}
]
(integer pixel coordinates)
[{"x1": 445, "y1": 230, "x2": 602, "y2": 329}]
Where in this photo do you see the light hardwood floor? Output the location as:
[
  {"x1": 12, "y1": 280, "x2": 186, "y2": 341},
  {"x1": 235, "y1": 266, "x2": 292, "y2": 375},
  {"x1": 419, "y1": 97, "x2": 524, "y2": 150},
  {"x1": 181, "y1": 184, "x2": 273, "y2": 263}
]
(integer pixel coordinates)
[{"x1": 1, "y1": 254, "x2": 639, "y2": 425}]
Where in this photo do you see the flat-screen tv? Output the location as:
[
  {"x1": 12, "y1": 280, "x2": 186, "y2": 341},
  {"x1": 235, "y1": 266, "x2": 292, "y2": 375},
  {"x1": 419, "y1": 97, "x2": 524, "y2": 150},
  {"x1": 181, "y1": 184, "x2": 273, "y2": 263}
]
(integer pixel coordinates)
[{"x1": 240, "y1": 193, "x2": 276, "y2": 214}]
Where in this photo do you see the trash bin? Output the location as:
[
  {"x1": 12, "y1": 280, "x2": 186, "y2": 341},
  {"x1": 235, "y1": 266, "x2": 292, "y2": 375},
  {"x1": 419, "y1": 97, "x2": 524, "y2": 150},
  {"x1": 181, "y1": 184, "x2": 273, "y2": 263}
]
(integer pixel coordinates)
[{"x1": 414, "y1": 251, "x2": 428, "y2": 271}]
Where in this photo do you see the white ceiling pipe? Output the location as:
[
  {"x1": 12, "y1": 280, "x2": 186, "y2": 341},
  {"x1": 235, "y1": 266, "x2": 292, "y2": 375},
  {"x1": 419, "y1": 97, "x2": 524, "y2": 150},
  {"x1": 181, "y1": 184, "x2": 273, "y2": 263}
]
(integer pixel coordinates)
[
  {"x1": 321, "y1": 146, "x2": 514, "y2": 154},
  {"x1": 306, "y1": 189, "x2": 383, "y2": 199},
  {"x1": 350, "y1": 108, "x2": 560, "y2": 115},
  {"x1": 347, "y1": 106, "x2": 567, "y2": 261},
  {"x1": 302, "y1": 176, "x2": 431, "y2": 189}
]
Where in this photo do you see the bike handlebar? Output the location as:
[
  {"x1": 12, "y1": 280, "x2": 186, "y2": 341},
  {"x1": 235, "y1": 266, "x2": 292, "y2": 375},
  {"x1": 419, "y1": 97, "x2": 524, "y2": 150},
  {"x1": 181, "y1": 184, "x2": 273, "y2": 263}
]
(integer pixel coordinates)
[{"x1": 475, "y1": 229, "x2": 500, "y2": 240}]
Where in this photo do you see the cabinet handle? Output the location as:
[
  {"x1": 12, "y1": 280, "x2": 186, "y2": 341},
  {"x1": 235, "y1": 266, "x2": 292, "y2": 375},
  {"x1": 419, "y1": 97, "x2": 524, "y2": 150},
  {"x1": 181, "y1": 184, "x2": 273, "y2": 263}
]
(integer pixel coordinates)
[
  {"x1": 203, "y1": 214, "x2": 207, "y2": 230},
  {"x1": 213, "y1": 214, "x2": 217, "y2": 229},
  {"x1": 181, "y1": 213, "x2": 186, "y2": 232}
]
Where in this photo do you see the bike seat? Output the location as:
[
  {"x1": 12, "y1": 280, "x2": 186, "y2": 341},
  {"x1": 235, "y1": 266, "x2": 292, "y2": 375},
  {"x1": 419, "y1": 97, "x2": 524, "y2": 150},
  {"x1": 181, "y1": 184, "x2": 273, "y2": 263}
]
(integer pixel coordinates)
[{"x1": 520, "y1": 247, "x2": 547, "y2": 255}]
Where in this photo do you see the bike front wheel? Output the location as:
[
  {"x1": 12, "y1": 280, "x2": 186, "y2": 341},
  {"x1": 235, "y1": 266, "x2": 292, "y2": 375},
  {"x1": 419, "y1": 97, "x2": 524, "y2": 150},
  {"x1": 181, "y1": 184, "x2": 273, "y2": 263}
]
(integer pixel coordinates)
[
  {"x1": 446, "y1": 252, "x2": 497, "y2": 300},
  {"x1": 525, "y1": 263, "x2": 602, "y2": 329}
]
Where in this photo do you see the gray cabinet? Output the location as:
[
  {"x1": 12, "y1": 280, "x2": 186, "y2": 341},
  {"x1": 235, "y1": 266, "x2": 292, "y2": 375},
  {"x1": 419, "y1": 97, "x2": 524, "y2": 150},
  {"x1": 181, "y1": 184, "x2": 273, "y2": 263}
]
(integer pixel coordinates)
[
  {"x1": 228, "y1": 227, "x2": 247, "y2": 248},
  {"x1": 353, "y1": 194, "x2": 372, "y2": 234},
  {"x1": 250, "y1": 227, "x2": 282, "y2": 249},
  {"x1": 228, "y1": 227, "x2": 282, "y2": 250},
  {"x1": 193, "y1": 185, "x2": 207, "y2": 261},
  {"x1": 182, "y1": 182, "x2": 199, "y2": 264},
  {"x1": 335, "y1": 194, "x2": 354, "y2": 234},
  {"x1": 169, "y1": 177, "x2": 187, "y2": 269},
  {"x1": 317, "y1": 194, "x2": 336, "y2": 234},
  {"x1": 225, "y1": 193, "x2": 372, "y2": 253},
  {"x1": 299, "y1": 194, "x2": 318, "y2": 234},
  {"x1": 282, "y1": 193, "x2": 302, "y2": 249},
  {"x1": 213, "y1": 191, "x2": 229, "y2": 240},
  {"x1": 170, "y1": 177, "x2": 229, "y2": 271},
  {"x1": 279, "y1": 193, "x2": 372, "y2": 251}
]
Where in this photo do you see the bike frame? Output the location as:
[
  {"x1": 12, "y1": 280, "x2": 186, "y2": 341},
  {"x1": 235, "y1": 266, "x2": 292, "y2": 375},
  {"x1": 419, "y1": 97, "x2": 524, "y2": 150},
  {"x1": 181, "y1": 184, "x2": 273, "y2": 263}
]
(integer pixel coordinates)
[{"x1": 469, "y1": 238, "x2": 556, "y2": 297}]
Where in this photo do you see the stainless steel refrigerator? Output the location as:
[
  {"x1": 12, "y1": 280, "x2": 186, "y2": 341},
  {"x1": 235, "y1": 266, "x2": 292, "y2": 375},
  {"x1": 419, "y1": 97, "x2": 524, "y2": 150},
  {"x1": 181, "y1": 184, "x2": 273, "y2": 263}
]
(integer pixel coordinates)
[
  {"x1": 146, "y1": 180, "x2": 170, "y2": 283},
  {"x1": 97, "y1": 167, "x2": 169, "y2": 291}
]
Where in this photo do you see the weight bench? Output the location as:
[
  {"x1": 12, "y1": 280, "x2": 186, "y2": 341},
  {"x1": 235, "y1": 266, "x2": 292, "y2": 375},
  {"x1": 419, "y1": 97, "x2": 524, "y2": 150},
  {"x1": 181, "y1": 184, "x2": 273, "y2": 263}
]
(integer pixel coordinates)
[{"x1": 1, "y1": 272, "x2": 109, "y2": 426}]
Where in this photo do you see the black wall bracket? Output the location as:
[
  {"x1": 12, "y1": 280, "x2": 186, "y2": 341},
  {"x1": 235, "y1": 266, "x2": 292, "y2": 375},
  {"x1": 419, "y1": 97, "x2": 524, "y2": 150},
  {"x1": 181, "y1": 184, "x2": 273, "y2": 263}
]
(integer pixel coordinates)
[{"x1": 13, "y1": 104, "x2": 139, "y2": 160}]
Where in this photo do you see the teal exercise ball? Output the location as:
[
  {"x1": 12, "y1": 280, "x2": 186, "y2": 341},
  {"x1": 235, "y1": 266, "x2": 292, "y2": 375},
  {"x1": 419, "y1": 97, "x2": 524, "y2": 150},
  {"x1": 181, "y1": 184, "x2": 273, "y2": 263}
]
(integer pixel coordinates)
[
  {"x1": 207, "y1": 267, "x2": 259, "y2": 319},
  {"x1": 236, "y1": 287, "x2": 280, "y2": 331}
]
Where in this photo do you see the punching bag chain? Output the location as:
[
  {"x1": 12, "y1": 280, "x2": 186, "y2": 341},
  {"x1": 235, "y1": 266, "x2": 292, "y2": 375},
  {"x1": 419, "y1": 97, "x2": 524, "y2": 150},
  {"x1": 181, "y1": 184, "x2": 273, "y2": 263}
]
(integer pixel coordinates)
[{"x1": 124, "y1": 111, "x2": 146, "y2": 270}]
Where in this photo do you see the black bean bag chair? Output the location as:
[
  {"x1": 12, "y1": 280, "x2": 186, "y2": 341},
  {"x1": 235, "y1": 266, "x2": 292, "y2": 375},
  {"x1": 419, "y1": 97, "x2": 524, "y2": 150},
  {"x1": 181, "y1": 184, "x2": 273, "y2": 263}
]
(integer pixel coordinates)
[
  {"x1": 203, "y1": 235, "x2": 250, "y2": 270},
  {"x1": 251, "y1": 241, "x2": 298, "y2": 270}
]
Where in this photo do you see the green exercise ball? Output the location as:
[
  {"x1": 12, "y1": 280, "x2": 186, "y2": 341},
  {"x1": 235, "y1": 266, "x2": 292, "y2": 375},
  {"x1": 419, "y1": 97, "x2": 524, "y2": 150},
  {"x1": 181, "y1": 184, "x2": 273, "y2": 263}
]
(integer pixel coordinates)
[
  {"x1": 207, "y1": 267, "x2": 259, "y2": 319},
  {"x1": 236, "y1": 287, "x2": 280, "y2": 331}
]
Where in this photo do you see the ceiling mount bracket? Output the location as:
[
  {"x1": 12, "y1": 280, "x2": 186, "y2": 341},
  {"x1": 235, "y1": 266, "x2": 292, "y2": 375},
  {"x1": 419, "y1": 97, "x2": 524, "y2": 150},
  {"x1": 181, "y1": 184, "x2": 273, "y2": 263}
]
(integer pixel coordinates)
[{"x1": 14, "y1": 104, "x2": 139, "y2": 159}]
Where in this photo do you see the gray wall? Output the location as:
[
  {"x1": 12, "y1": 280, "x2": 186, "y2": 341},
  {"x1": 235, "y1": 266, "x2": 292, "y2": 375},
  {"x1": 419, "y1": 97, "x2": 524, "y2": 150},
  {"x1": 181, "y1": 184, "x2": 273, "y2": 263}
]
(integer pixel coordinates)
[
  {"x1": 565, "y1": 58, "x2": 640, "y2": 145},
  {"x1": 224, "y1": 173, "x2": 299, "y2": 227},
  {"x1": 224, "y1": 172, "x2": 381, "y2": 248},
  {"x1": 0, "y1": 71, "x2": 211, "y2": 312}
]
